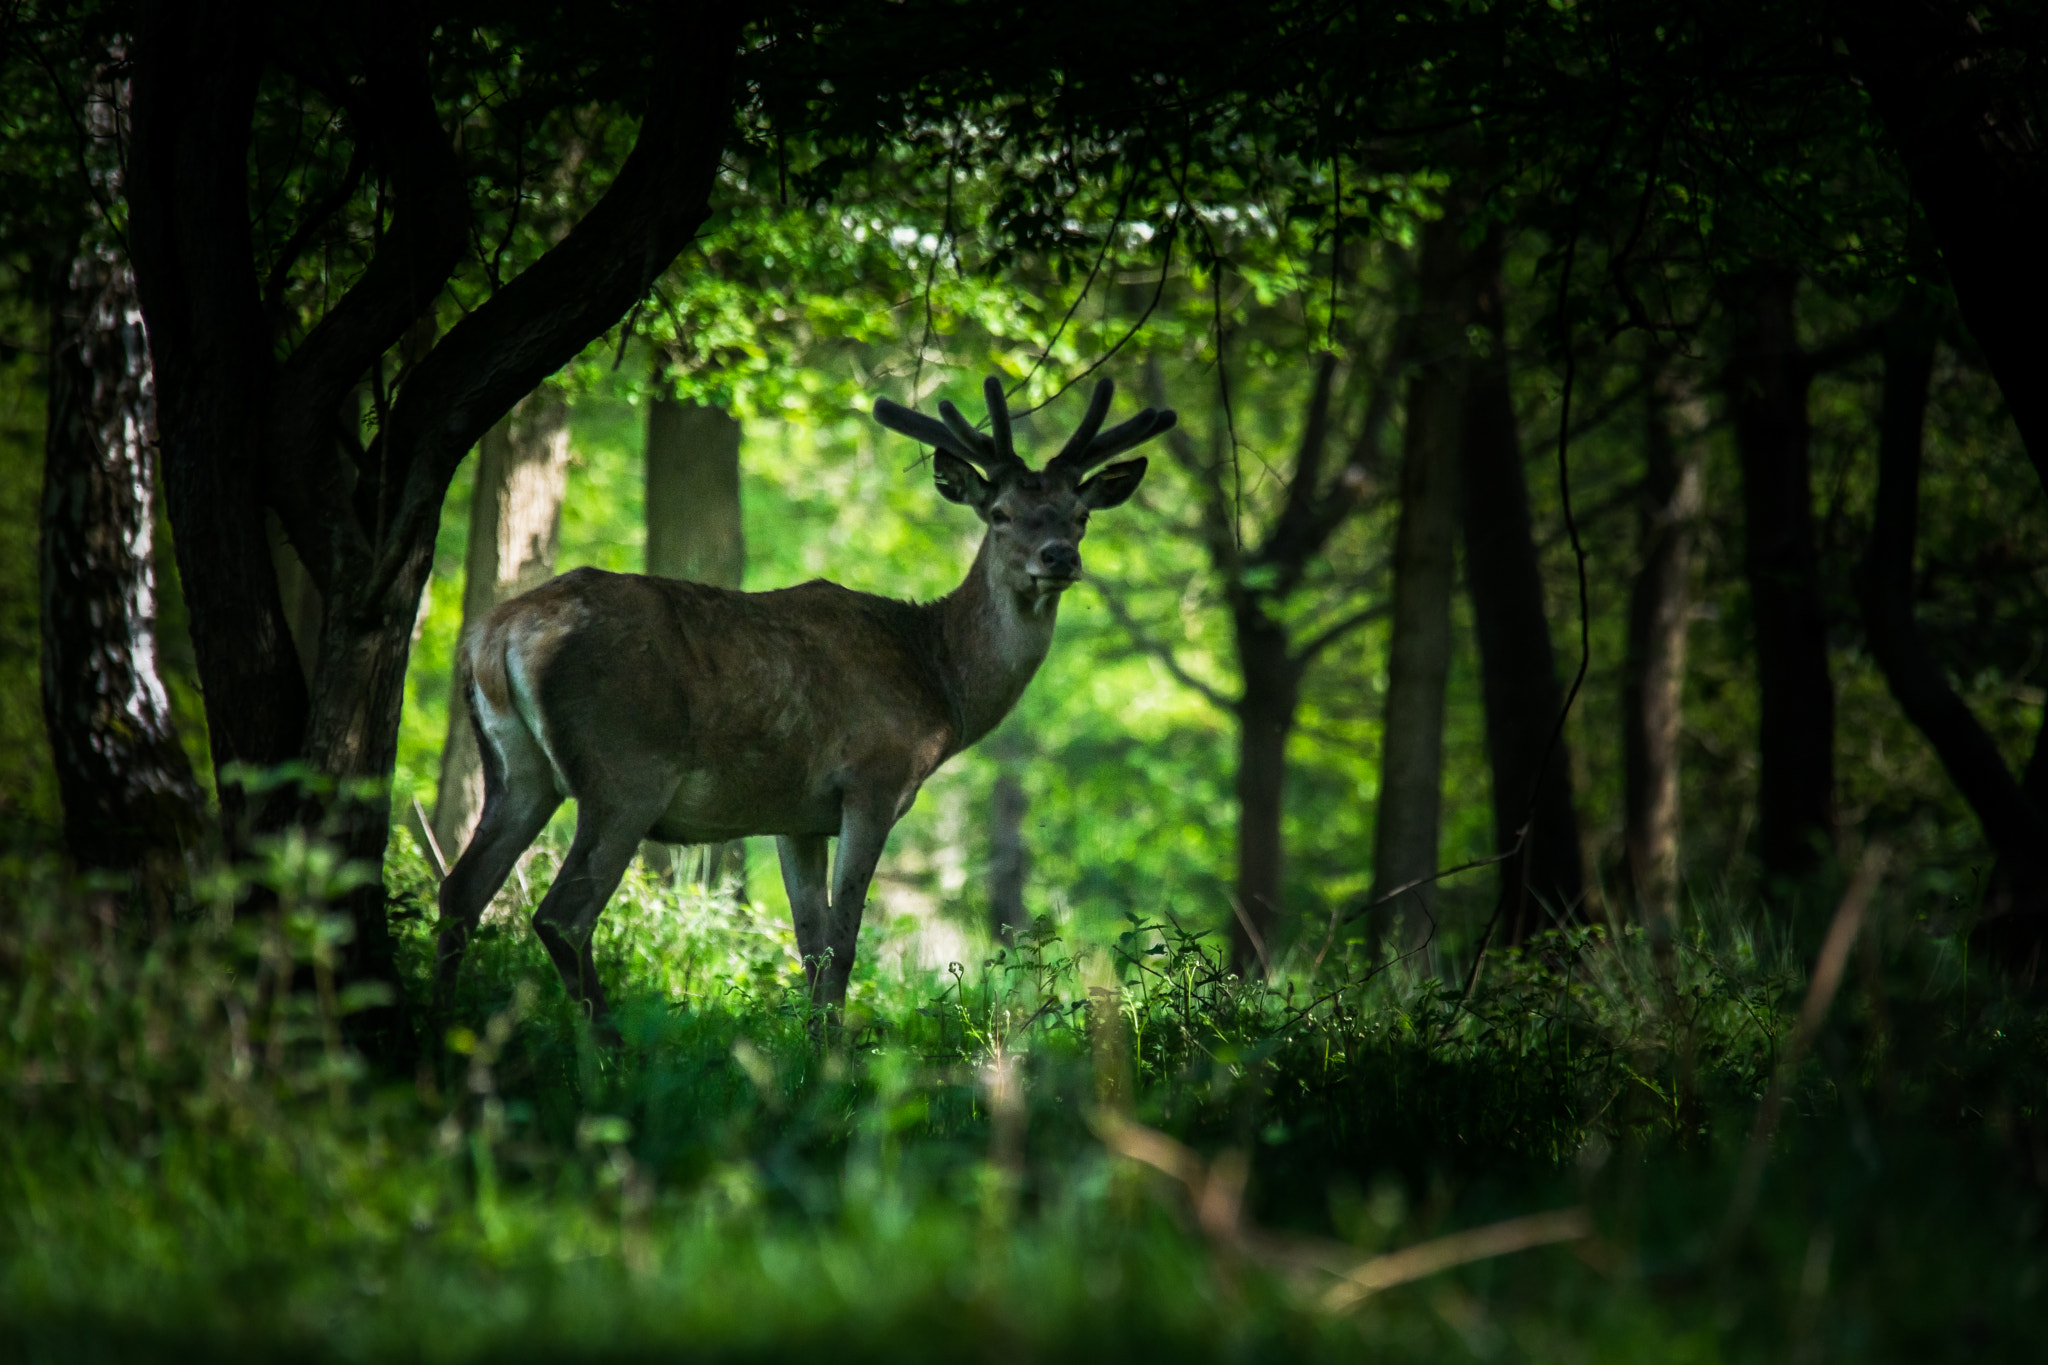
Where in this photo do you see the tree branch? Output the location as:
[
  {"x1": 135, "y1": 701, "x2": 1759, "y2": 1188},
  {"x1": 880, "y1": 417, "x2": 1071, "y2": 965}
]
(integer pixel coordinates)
[
  {"x1": 1090, "y1": 577, "x2": 1237, "y2": 714},
  {"x1": 264, "y1": 8, "x2": 469, "y2": 598},
  {"x1": 1294, "y1": 598, "x2": 1390, "y2": 666},
  {"x1": 369, "y1": 8, "x2": 743, "y2": 608}
]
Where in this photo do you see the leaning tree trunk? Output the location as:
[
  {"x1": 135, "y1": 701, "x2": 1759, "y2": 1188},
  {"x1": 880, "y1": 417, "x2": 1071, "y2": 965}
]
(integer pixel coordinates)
[
  {"x1": 1859, "y1": 296, "x2": 2048, "y2": 945},
  {"x1": 1623, "y1": 358, "x2": 1704, "y2": 949},
  {"x1": 40, "y1": 243, "x2": 205, "y2": 895},
  {"x1": 642, "y1": 392, "x2": 747, "y2": 892},
  {"x1": 1371, "y1": 215, "x2": 1472, "y2": 960},
  {"x1": 1841, "y1": 5, "x2": 2048, "y2": 496},
  {"x1": 1726, "y1": 267, "x2": 1835, "y2": 880},
  {"x1": 431, "y1": 386, "x2": 572, "y2": 860},
  {"x1": 1457, "y1": 231, "x2": 1585, "y2": 944},
  {"x1": 1230, "y1": 604, "x2": 1299, "y2": 975}
]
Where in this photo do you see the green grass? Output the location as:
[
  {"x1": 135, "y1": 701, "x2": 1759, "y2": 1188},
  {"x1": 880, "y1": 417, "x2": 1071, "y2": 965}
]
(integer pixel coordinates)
[{"x1": 3, "y1": 833, "x2": 2045, "y2": 1362}]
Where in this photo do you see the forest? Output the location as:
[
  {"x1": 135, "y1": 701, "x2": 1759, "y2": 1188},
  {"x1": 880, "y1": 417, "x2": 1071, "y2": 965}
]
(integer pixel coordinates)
[{"x1": 3, "y1": 1, "x2": 2047, "y2": 1359}]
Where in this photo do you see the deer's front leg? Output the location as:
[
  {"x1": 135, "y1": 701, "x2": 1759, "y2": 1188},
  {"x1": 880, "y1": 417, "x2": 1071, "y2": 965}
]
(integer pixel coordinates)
[
  {"x1": 776, "y1": 833, "x2": 831, "y2": 992},
  {"x1": 818, "y1": 800, "x2": 895, "y2": 1008}
]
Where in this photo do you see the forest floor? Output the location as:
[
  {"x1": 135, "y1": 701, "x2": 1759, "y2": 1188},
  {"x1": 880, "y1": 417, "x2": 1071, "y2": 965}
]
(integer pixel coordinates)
[{"x1": 3, "y1": 831, "x2": 2045, "y2": 1363}]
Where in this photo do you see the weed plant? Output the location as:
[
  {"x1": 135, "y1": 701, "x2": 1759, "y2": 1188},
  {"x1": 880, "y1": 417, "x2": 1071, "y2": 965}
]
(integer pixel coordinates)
[{"x1": 3, "y1": 830, "x2": 2045, "y2": 1362}]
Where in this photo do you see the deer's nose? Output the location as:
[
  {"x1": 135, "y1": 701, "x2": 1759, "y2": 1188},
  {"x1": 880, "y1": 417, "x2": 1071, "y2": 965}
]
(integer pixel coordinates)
[{"x1": 1035, "y1": 541, "x2": 1081, "y2": 580}]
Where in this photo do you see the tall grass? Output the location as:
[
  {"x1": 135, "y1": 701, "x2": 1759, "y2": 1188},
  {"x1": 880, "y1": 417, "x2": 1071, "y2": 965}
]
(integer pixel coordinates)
[{"x1": 3, "y1": 831, "x2": 2043, "y2": 1362}]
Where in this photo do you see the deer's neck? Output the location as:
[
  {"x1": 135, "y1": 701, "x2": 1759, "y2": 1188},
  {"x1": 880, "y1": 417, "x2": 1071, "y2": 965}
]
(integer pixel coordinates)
[{"x1": 933, "y1": 537, "x2": 1061, "y2": 750}]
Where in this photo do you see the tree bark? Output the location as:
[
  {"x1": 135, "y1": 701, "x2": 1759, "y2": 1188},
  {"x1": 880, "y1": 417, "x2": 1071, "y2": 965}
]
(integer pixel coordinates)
[
  {"x1": 127, "y1": 8, "x2": 308, "y2": 825},
  {"x1": 1623, "y1": 358, "x2": 1703, "y2": 948},
  {"x1": 642, "y1": 393, "x2": 747, "y2": 891},
  {"x1": 39, "y1": 243, "x2": 205, "y2": 888},
  {"x1": 1840, "y1": 4, "x2": 2048, "y2": 495},
  {"x1": 1232, "y1": 606, "x2": 1297, "y2": 973},
  {"x1": 1725, "y1": 267, "x2": 1835, "y2": 879},
  {"x1": 1859, "y1": 298, "x2": 2048, "y2": 935},
  {"x1": 433, "y1": 385, "x2": 572, "y2": 859},
  {"x1": 1457, "y1": 231, "x2": 1584, "y2": 943},
  {"x1": 646, "y1": 396, "x2": 745, "y2": 589},
  {"x1": 989, "y1": 766, "x2": 1030, "y2": 942},
  {"x1": 1371, "y1": 215, "x2": 1472, "y2": 958}
]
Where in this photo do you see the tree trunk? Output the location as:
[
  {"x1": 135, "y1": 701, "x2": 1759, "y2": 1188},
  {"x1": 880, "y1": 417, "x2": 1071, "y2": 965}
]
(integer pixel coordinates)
[
  {"x1": 432, "y1": 386, "x2": 572, "y2": 859},
  {"x1": 1840, "y1": 6, "x2": 2048, "y2": 495},
  {"x1": 1860, "y1": 298, "x2": 2048, "y2": 942},
  {"x1": 1623, "y1": 359, "x2": 1704, "y2": 948},
  {"x1": 1231, "y1": 606, "x2": 1298, "y2": 975},
  {"x1": 1371, "y1": 215, "x2": 1472, "y2": 959},
  {"x1": 1457, "y1": 232, "x2": 1584, "y2": 943},
  {"x1": 1726, "y1": 267, "x2": 1834, "y2": 879},
  {"x1": 128, "y1": 12, "x2": 309, "y2": 833},
  {"x1": 39, "y1": 243, "x2": 205, "y2": 890},
  {"x1": 642, "y1": 393, "x2": 746, "y2": 891},
  {"x1": 989, "y1": 764, "x2": 1030, "y2": 942},
  {"x1": 646, "y1": 395, "x2": 745, "y2": 588}
]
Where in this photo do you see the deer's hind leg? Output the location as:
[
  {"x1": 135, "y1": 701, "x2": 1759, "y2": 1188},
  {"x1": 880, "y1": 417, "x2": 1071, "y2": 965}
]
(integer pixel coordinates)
[
  {"x1": 436, "y1": 695, "x2": 562, "y2": 1003},
  {"x1": 531, "y1": 787, "x2": 675, "y2": 1033},
  {"x1": 777, "y1": 834, "x2": 831, "y2": 993}
]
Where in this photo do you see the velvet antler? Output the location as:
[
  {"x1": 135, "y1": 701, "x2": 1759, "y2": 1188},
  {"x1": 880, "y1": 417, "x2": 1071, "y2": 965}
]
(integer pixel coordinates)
[
  {"x1": 1045, "y1": 379, "x2": 1178, "y2": 479},
  {"x1": 874, "y1": 375, "x2": 1175, "y2": 478}
]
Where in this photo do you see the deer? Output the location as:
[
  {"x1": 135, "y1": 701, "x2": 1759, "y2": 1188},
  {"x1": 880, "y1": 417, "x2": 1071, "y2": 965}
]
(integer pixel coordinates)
[{"x1": 432, "y1": 376, "x2": 1176, "y2": 1031}]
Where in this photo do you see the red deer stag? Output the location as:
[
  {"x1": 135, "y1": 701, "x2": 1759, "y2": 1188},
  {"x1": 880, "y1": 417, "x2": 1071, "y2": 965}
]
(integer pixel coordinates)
[{"x1": 433, "y1": 376, "x2": 1176, "y2": 1028}]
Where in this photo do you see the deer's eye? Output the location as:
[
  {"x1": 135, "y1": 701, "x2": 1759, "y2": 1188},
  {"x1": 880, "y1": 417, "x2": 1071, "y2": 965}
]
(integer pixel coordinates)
[
  {"x1": 991, "y1": 509, "x2": 1012, "y2": 525},
  {"x1": 1076, "y1": 510, "x2": 1091, "y2": 527}
]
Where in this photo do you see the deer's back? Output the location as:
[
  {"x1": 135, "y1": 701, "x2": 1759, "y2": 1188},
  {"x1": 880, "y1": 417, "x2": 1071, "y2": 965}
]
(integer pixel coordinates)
[{"x1": 468, "y1": 567, "x2": 957, "y2": 839}]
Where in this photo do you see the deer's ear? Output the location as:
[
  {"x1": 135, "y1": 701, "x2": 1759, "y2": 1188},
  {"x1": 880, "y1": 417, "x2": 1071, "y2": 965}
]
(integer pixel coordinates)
[
  {"x1": 932, "y1": 450, "x2": 993, "y2": 511},
  {"x1": 1078, "y1": 457, "x2": 1146, "y2": 510}
]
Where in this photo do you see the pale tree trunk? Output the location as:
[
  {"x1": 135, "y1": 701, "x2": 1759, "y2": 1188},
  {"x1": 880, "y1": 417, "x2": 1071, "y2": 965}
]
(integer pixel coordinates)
[
  {"x1": 1624, "y1": 359, "x2": 1705, "y2": 950},
  {"x1": 988, "y1": 731, "x2": 1030, "y2": 941},
  {"x1": 1458, "y1": 231, "x2": 1585, "y2": 943},
  {"x1": 40, "y1": 242, "x2": 205, "y2": 896},
  {"x1": 642, "y1": 392, "x2": 746, "y2": 890},
  {"x1": 1371, "y1": 214, "x2": 1473, "y2": 960},
  {"x1": 431, "y1": 385, "x2": 572, "y2": 860}
]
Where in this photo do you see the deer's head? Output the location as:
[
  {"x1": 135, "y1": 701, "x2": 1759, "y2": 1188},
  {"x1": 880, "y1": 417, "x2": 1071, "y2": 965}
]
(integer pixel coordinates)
[{"x1": 873, "y1": 376, "x2": 1176, "y2": 600}]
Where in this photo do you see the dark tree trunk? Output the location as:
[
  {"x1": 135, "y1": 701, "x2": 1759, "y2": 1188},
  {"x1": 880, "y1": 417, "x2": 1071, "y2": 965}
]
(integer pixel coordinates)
[
  {"x1": 1725, "y1": 267, "x2": 1834, "y2": 879},
  {"x1": 642, "y1": 392, "x2": 747, "y2": 891},
  {"x1": 40, "y1": 245, "x2": 205, "y2": 888},
  {"x1": 434, "y1": 386, "x2": 571, "y2": 860},
  {"x1": 1371, "y1": 215, "x2": 1472, "y2": 958},
  {"x1": 1840, "y1": 5, "x2": 2048, "y2": 495},
  {"x1": 1458, "y1": 232, "x2": 1584, "y2": 943},
  {"x1": 1623, "y1": 359, "x2": 1703, "y2": 948},
  {"x1": 1230, "y1": 606, "x2": 1298, "y2": 975},
  {"x1": 127, "y1": 12, "x2": 307, "y2": 825},
  {"x1": 1859, "y1": 298, "x2": 2048, "y2": 939}
]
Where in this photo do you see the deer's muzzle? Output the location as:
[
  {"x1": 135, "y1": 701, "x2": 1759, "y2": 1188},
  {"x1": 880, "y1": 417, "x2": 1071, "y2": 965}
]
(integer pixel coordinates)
[{"x1": 1030, "y1": 541, "x2": 1082, "y2": 586}]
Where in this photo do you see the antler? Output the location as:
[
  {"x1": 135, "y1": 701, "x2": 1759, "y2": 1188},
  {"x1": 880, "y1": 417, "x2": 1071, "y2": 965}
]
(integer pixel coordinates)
[
  {"x1": 874, "y1": 375, "x2": 1176, "y2": 478},
  {"x1": 873, "y1": 376, "x2": 1025, "y2": 477},
  {"x1": 1046, "y1": 378, "x2": 1178, "y2": 479}
]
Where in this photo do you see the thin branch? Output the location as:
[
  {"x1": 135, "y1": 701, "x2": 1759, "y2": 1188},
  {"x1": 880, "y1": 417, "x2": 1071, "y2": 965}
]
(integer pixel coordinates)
[
  {"x1": 1293, "y1": 599, "x2": 1389, "y2": 665},
  {"x1": 263, "y1": 142, "x2": 366, "y2": 324},
  {"x1": 1090, "y1": 579, "x2": 1237, "y2": 714}
]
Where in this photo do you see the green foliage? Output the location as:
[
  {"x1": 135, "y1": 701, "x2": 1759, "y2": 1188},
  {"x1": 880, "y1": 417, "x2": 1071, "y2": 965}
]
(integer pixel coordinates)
[{"x1": 6, "y1": 838, "x2": 2047, "y2": 1361}]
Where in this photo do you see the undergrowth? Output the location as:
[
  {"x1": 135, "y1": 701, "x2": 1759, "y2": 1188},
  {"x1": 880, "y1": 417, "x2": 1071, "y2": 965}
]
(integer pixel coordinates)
[{"x1": 3, "y1": 829, "x2": 2046, "y2": 1362}]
